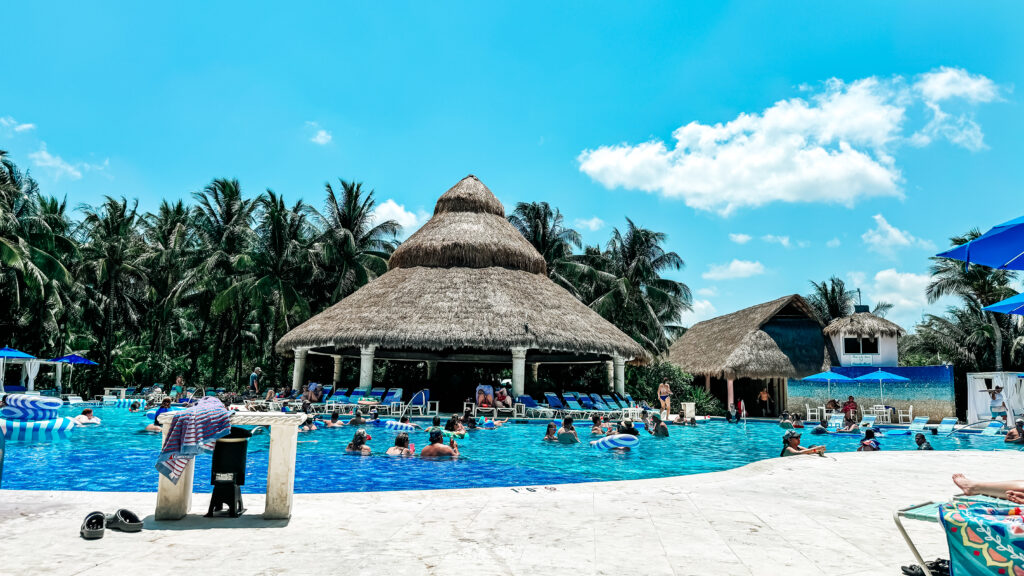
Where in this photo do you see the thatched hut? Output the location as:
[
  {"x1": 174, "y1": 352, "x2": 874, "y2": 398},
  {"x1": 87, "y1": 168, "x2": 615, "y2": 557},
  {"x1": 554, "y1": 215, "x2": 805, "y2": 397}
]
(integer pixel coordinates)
[
  {"x1": 823, "y1": 305, "x2": 905, "y2": 367},
  {"x1": 666, "y1": 294, "x2": 834, "y2": 415},
  {"x1": 276, "y1": 175, "x2": 646, "y2": 397}
]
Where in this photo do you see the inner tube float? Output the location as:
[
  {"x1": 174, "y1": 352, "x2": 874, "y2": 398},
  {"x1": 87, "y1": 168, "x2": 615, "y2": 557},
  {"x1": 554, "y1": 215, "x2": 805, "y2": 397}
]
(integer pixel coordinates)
[
  {"x1": 442, "y1": 429, "x2": 466, "y2": 439},
  {"x1": 384, "y1": 420, "x2": 416, "y2": 432},
  {"x1": 146, "y1": 406, "x2": 186, "y2": 420},
  {"x1": 0, "y1": 416, "x2": 76, "y2": 441},
  {"x1": 2, "y1": 405, "x2": 58, "y2": 421},
  {"x1": 591, "y1": 434, "x2": 640, "y2": 449},
  {"x1": 779, "y1": 421, "x2": 795, "y2": 429},
  {"x1": 5, "y1": 393, "x2": 62, "y2": 412}
]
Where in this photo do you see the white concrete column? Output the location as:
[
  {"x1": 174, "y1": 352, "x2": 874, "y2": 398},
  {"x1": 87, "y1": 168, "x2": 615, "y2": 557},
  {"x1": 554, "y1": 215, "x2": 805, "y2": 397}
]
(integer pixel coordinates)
[
  {"x1": 426, "y1": 361, "x2": 437, "y2": 380},
  {"x1": 155, "y1": 420, "x2": 195, "y2": 520},
  {"x1": 511, "y1": 347, "x2": 527, "y2": 398},
  {"x1": 264, "y1": 422, "x2": 300, "y2": 519},
  {"x1": 332, "y1": 356, "x2": 343, "y2": 387},
  {"x1": 358, "y1": 345, "x2": 376, "y2": 390},
  {"x1": 727, "y1": 378, "x2": 735, "y2": 407},
  {"x1": 291, "y1": 348, "x2": 307, "y2": 392},
  {"x1": 613, "y1": 356, "x2": 625, "y2": 396},
  {"x1": 55, "y1": 363, "x2": 63, "y2": 394},
  {"x1": 606, "y1": 361, "x2": 615, "y2": 392}
]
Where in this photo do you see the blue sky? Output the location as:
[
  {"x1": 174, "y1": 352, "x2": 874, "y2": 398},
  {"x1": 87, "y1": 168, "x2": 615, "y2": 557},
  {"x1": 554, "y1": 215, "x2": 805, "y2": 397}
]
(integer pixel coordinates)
[{"x1": 2, "y1": 2, "x2": 1021, "y2": 330}]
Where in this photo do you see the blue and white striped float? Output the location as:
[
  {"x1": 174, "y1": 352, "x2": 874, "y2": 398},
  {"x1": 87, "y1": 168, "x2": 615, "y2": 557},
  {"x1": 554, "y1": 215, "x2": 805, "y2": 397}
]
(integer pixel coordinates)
[
  {"x1": 107, "y1": 399, "x2": 140, "y2": 408},
  {"x1": 4, "y1": 394, "x2": 62, "y2": 412},
  {"x1": 590, "y1": 434, "x2": 640, "y2": 449},
  {"x1": 0, "y1": 417, "x2": 76, "y2": 441},
  {"x1": 1, "y1": 405, "x2": 58, "y2": 421},
  {"x1": 384, "y1": 420, "x2": 416, "y2": 432}
]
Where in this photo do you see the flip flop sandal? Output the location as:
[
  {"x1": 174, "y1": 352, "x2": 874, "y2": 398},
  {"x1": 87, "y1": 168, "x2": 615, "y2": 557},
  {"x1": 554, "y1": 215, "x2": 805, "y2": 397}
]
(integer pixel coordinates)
[
  {"x1": 80, "y1": 511, "x2": 105, "y2": 539},
  {"x1": 105, "y1": 509, "x2": 143, "y2": 533}
]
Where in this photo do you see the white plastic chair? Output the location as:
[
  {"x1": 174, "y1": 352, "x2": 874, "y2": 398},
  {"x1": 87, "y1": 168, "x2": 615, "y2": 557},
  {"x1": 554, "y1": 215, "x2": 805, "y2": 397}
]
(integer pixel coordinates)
[
  {"x1": 805, "y1": 403, "x2": 821, "y2": 421},
  {"x1": 898, "y1": 405, "x2": 913, "y2": 424}
]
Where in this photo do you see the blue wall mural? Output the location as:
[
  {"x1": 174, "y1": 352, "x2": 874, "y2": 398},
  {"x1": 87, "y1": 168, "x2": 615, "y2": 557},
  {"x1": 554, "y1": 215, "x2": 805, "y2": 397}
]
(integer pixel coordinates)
[{"x1": 786, "y1": 365, "x2": 955, "y2": 421}]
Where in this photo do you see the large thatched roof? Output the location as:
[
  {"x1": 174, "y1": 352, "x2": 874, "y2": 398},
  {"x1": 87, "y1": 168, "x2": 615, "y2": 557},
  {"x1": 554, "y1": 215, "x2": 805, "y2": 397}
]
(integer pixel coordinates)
[
  {"x1": 823, "y1": 312, "x2": 905, "y2": 338},
  {"x1": 276, "y1": 175, "x2": 646, "y2": 361},
  {"x1": 667, "y1": 294, "x2": 833, "y2": 379}
]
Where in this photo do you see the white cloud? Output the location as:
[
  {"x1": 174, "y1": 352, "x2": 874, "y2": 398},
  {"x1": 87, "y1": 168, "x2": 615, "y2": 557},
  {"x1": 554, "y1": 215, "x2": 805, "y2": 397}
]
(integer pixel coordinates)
[
  {"x1": 574, "y1": 216, "x2": 605, "y2": 232},
  {"x1": 826, "y1": 237, "x2": 841, "y2": 248},
  {"x1": 696, "y1": 286, "x2": 717, "y2": 297},
  {"x1": 761, "y1": 234, "x2": 791, "y2": 248},
  {"x1": 729, "y1": 233, "x2": 752, "y2": 244},
  {"x1": 847, "y1": 271, "x2": 867, "y2": 287},
  {"x1": 0, "y1": 116, "x2": 36, "y2": 134},
  {"x1": 578, "y1": 68, "x2": 1002, "y2": 215},
  {"x1": 28, "y1": 143, "x2": 107, "y2": 181},
  {"x1": 679, "y1": 299, "x2": 718, "y2": 327},
  {"x1": 860, "y1": 268, "x2": 936, "y2": 330},
  {"x1": 861, "y1": 214, "x2": 935, "y2": 258},
  {"x1": 371, "y1": 199, "x2": 428, "y2": 234},
  {"x1": 702, "y1": 259, "x2": 765, "y2": 280},
  {"x1": 306, "y1": 121, "x2": 332, "y2": 145}
]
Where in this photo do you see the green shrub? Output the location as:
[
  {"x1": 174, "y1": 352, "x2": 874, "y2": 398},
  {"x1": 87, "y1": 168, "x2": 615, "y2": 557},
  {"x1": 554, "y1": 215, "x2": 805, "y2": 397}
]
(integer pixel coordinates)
[{"x1": 625, "y1": 361, "x2": 724, "y2": 416}]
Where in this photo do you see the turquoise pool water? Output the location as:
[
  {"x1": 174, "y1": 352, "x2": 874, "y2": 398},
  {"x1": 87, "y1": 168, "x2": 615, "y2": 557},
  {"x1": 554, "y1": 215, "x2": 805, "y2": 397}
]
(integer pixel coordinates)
[{"x1": 2, "y1": 406, "x2": 1017, "y2": 493}]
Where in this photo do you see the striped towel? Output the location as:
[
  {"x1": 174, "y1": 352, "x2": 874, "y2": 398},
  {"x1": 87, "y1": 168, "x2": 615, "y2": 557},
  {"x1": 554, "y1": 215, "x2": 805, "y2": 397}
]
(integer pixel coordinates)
[{"x1": 155, "y1": 396, "x2": 231, "y2": 484}]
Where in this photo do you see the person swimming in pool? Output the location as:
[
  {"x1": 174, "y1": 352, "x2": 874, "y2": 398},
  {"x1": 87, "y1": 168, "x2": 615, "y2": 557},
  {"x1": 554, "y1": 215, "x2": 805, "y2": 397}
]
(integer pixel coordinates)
[
  {"x1": 557, "y1": 417, "x2": 579, "y2": 443},
  {"x1": 128, "y1": 401, "x2": 140, "y2": 413},
  {"x1": 348, "y1": 410, "x2": 366, "y2": 426},
  {"x1": 617, "y1": 419, "x2": 640, "y2": 436},
  {"x1": 780, "y1": 430, "x2": 826, "y2": 457},
  {"x1": 420, "y1": 428, "x2": 458, "y2": 458},
  {"x1": 648, "y1": 413, "x2": 669, "y2": 437},
  {"x1": 385, "y1": 432, "x2": 415, "y2": 456},
  {"x1": 657, "y1": 378, "x2": 672, "y2": 419},
  {"x1": 445, "y1": 415, "x2": 466, "y2": 435},
  {"x1": 543, "y1": 422, "x2": 558, "y2": 441},
  {"x1": 857, "y1": 429, "x2": 880, "y2": 452},
  {"x1": 325, "y1": 411, "x2": 346, "y2": 428},
  {"x1": 1005, "y1": 419, "x2": 1024, "y2": 444},
  {"x1": 423, "y1": 415, "x2": 443, "y2": 434},
  {"x1": 74, "y1": 408, "x2": 102, "y2": 426},
  {"x1": 346, "y1": 429, "x2": 371, "y2": 455},
  {"x1": 145, "y1": 398, "x2": 172, "y2": 433},
  {"x1": 591, "y1": 414, "x2": 607, "y2": 435},
  {"x1": 398, "y1": 415, "x2": 421, "y2": 429}
]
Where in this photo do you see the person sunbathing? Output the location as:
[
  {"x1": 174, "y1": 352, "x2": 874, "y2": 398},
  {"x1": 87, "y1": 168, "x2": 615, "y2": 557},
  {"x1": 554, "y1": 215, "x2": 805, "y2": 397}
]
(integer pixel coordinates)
[
  {"x1": 953, "y1": 473, "x2": 1024, "y2": 503},
  {"x1": 420, "y1": 429, "x2": 458, "y2": 458},
  {"x1": 346, "y1": 429, "x2": 371, "y2": 455},
  {"x1": 543, "y1": 422, "x2": 558, "y2": 441},
  {"x1": 648, "y1": 413, "x2": 669, "y2": 437},
  {"x1": 1005, "y1": 419, "x2": 1024, "y2": 444},
  {"x1": 73, "y1": 408, "x2": 101, "y2": 426},
  {"x1": 325, "y1": 411, "x2": 346, "y2": 428},
  {"x1": 385, "y1": 433, "x2": 415, "y2": 456},
  {"x1": 557, "y1": 417, "x2": 579, "y2": 443},
  {"x1": 145, "y1": 399, "x2": 172, "y2": 432},
  {"x1": 780, "y1": 430, "x2": 826, "y2": 457}
]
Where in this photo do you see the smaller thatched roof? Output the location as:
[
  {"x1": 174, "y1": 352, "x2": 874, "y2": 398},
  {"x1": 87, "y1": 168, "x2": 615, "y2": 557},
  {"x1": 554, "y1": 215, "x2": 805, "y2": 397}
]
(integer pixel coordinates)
[
  {"x1": 824, "y1": 312, "x2": 905, "y2": 338},
  {"x1": 667, "y1": 294, "x2": 833, "y2": 380}
]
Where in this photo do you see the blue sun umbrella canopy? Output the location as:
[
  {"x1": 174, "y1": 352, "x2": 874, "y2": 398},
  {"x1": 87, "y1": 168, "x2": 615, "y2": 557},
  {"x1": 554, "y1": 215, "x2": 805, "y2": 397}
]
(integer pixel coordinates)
[
  {"x1": 802, "y1": 370, "x2": 854, "y2": 401},
  {"x1": 855, "y1": 369, "x2": 910, "y2": 403},
  {"x1": 936, "y1": 214, "x2": 1024, "y2": 270},
  {"x1": 0, "y1": 346, "x2": 36, "y2": 392},
  {"x1": 49, "y1": 353, "x2": 98, "y2": 365},
  {"x1": 982, "y1": 292, "x2": 1024, "y2": 316}
]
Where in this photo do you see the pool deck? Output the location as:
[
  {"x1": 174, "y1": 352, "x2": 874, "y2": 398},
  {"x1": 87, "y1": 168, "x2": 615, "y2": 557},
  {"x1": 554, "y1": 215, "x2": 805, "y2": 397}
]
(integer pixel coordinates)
[{"x1": 1, "y1": 449, "x2": 1020, "y2": 575}]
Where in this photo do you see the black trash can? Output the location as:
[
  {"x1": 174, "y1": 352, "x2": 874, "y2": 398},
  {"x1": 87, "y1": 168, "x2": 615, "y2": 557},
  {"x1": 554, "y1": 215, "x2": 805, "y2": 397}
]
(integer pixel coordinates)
[{"x1": 206, "y1": 426, "x2": 251, "y2": 518}]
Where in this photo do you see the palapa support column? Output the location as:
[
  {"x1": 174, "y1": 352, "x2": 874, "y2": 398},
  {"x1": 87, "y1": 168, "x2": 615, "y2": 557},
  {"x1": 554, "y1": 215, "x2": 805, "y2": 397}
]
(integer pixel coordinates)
[
  {"x1": 704, "y1": 374, "x2": 710, "y2": 393},
  {"x1": 613, "y1": 355, "x2": 625, "y2": 396},
  {"x1": 529, "y1": 362, "x2": 539, "y2": 384},
  {"x1": 426, "y1": 361, "x2": 437, "y2": 380},
  {"x1": 332, "y1": 356, "x2": 343, "y2": 387},
  {"x1": 358, "y1": 345, "x2": 376, "y2": 391},
  {"x1": 606, "y1": 361, "x2": 615, "y2": 392},
  {"x1": 291, "y1": 348, "x2": 308, "y2": 393},
  {"x1": 511, "y1": 347, "x2": 527, "y2": 398},
  {"x1": 727, "y1": 378, "x2": 735, "y2": 408},
  {"x1": 55, "y1": 363, "x2": 63, "y2": 394}
]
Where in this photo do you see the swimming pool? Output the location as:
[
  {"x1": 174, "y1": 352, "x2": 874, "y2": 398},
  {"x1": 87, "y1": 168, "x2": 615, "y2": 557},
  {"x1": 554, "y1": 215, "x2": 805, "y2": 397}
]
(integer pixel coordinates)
[{"x1": 2, "y1": 406, "x2": 1017, "y2": 493}]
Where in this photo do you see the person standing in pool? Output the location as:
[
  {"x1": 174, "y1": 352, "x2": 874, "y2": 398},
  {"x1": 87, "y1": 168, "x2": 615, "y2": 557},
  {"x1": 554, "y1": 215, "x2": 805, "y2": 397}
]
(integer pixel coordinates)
[
  {"x1": 557, "y1": 417, "x2": 579, "y2": 443},
  {"x1": 325, "y1": 411, "x2": 346, "y2": 428},
  {"x1": 348, "y1": 410, "x2": 366, "y2": 426},
  {"x1": 915, "y1": 433, "x2": 934, "y2": 450},
  {"x1": 648, "y1": 413, "x2": 669, "y2": 437},
  {"x1": 590, "y1": 414, "x2": 607, "y2": 435},
  {"x1": 857, "y1": 429, "x2": 880, "y2": 452},
  {"x1": 346, "y1": 429, "x2": 371, "y2": 454},
  {"x1": 543, "y1": 422, "x2": 558, "y2": 441},
  {"x1": 617, "y1": 419, "x2": 640, "y2": 436},
  {"x1": 420, "y1": 428, "x2": 459, "y2": 457},
  {"x1": 386, "y1": 433, "x2": 415, "y2": 456},
  {"x1": 657, "y1": 378, "x2": 672, "y2": 419},
  {"x1": 145, "y1": 398, "x2": 172, "y2": 433},
  {"x1": 423, "y1": 415, "x2": 443, "y2": 434}
]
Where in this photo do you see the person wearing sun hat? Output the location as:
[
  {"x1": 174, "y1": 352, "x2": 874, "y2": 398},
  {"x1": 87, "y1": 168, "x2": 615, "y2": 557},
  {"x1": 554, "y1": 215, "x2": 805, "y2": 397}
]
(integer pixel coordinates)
[{"x1": 780, "y1": 429, "x2": 826, "y2": 457}]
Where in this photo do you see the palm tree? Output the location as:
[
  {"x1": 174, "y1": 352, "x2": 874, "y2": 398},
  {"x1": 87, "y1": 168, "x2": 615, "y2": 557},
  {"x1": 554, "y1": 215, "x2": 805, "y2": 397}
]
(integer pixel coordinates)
[
  {"x1": 928, "y1": 231, "x2": 1017, "y2": 370},
  {"x1": 507, "y1": 201, "x2": 583, "y2": 293},
  {"x1": 312, "y1": 179, "x2": 399, "y2": 304},
  {"x1": 141, "y1": 200, "x2": 194, "y2": 376},
  {"x1": 79, "y1": 196, "x2": 148, "y2": 383},
  {"x1": 587, "y1": 218, "x2": 691, "y2": 353},
  {"x1": 806, "y1": 277, "x2": 855, "y2": 324}
]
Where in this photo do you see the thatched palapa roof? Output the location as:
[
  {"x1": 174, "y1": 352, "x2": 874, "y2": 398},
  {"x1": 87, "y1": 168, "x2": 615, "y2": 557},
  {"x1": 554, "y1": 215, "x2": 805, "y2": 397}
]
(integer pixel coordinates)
[
  {"x1": 823, "y1": 311, "x2": 905, "y2": 338},
  {"x1": 276, "y1": 175, "x2": 646, "y2": 361},
  {"x1": 667, "y1": 294, "x2": 834, "y2": 379}
]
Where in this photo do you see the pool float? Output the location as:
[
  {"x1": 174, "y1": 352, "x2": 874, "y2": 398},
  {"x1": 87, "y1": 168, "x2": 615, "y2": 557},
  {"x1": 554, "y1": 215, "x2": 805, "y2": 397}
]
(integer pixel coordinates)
[
  {"x1": 384, "y1": 420, "x2": 416, "y2": 432},
  {"x1": 1, "y1": 405, "x2": 58, "y2": 421},
  {"x1": 108, "y1": 399, "x2": 140, "y2": 408},
  {"x1": 4, "y1": 394, "x2": 62, "y2": 412},
  {"x1": 0, "y1": 416, "x2": 76, "y2": 441},
  {"x1": 442, "y1": 429, "x2": 467, "y2": 439},
  {"x1": 591, "y1": 434, "x2": 640, "y2": 449},
  {"x1": 779, "y1": 421, "x2": 794, "y2": 429},
  {"x1": 145, "y1": 406, "x2": 187, "y2": 420}
]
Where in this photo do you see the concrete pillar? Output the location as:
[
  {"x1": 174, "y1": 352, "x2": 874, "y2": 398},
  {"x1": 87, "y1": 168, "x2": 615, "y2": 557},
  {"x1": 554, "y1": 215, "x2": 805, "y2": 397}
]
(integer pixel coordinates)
[
  {"x1": 613, "y1": 356, "x2": 625, "y2": 396},
  {"x1": 704, "y1": 374, "x2": 710, "y2": 393},
  {"x1": 426, "y1": 361, "x2": 437, "y2": 380},
  {"x1": 529, "y1": 363, "x2": 539, "y2": 384},
  {"x1": 155, "y1": 420, "x2": 195, "y2": 520},
  {"x1": 606, "y1": 361, "x2": 615, "y2": 392},
  {"x1": 727, "y1": 378, "x2": 735, "y2": 407},
  {"x1": 358, "y1": 345, "x2": 376, "y2": 390},
  {"x1": 291, "y1": 349, "x2": 307, "y2": 393},
  {"x1": 264, "y1": 422, "x2": 299, "y2": 519},
  {"x1": 332, "y1": 356, "x2": 343, "y2": 387},
  {"x1": 55, "y1": 363, "x2": 63, "y2": 394},
  {"x1": 511, "y1": 347, "x2": 527, "y2": 398}
]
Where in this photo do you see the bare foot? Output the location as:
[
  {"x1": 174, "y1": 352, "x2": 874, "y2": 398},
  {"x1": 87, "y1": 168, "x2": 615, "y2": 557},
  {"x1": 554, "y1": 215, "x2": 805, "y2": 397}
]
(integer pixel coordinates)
[
  {"x1": 953, "y1": 473, "x2": 977, "y2": 495},
  {"x1": 1006, "y1": 490, "x2": 1024, "y2": 504}
]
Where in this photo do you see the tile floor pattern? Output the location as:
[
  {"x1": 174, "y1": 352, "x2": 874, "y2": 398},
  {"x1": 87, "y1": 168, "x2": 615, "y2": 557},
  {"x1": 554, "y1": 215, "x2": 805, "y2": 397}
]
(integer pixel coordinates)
[{"x1": 1, "y1": 450, "x2": 1021, "y2": 575}]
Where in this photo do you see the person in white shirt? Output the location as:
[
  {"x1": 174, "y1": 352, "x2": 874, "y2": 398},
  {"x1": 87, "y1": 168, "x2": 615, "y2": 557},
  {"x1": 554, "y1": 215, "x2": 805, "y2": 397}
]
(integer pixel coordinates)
[{"x1": 990, "y1": 386, "x2": 1008, "y2": 424}]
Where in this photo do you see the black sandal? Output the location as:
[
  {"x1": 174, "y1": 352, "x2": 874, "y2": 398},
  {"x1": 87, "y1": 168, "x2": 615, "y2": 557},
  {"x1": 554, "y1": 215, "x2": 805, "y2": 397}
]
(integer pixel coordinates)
[
  {"x1": 80, "y1": 511, "x2": 105, "y2": 539},
  {"x1": 105, "y1": 509, "x2": 143, "y2": 533}
]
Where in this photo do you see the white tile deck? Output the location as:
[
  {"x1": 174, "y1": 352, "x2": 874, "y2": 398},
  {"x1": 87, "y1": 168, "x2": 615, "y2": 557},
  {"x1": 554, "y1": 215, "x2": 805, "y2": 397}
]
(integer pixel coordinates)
[{"x1": 1, "y1": 450, "x2": 1020, "y2": 575}]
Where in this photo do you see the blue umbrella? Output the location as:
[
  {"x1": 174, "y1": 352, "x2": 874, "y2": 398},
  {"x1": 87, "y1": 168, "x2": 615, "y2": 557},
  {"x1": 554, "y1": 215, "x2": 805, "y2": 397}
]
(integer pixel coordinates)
[
  {"x1": 982, "y1": 293, "x2": 1024, "y2": 315},
  {"x1": 936, "y1": 215, "x2": 1024, "y2": 270},
  {"x1": 0, "y1": 346, "x2": 35, "y2": 392},
  {"x1": 49, "y1": 353, "x2": 98, "y2": 366},
  {"x1": 802, "y1": 370, "x2": 854, "y2": 401},
  {"x1": 854, "y1": 369, "x2": 909, "y2": 403}
]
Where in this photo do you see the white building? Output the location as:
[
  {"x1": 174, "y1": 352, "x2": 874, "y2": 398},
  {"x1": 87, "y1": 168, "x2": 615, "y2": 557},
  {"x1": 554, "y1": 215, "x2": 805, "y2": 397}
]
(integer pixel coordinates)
[{"x1": 823, "y1": 305, "x2": 905, "y2": 367}]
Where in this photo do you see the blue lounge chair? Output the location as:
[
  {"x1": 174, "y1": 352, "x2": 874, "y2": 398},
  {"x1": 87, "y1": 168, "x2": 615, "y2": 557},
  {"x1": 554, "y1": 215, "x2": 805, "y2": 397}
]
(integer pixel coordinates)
[
  {"x1": 562, "y1": 395, "x2": 591, "y2": 417},
  {"x1": 937, "y1": 417, "x2": 959, "y2": 434},
  {"x1": 343, "y1": 389, "x2": 366, "y2": 408},
  {"x1": 980, "y1": 421, "x2": 1005, "y2": 436},
  {"x1": 826, "y1": 413, "x2": 846, "y2": 432},
  {"x1": 367, "y1": 387, "x2": 386, "y2": 403},
  {"x1": 404, "y1": 389, "x2": 434, "y2": 416},
  {"x1": 543, "y1": 392, "x2": 568, "y2": 416},
  {"x1": 602, "y1": 394, "x2": 625, "y2": 410},
  {"x1": 518, "y1": 394, "x2": 554, "y2": 418},
  {"x1": 325, "y1": 387, "x2": 350, "y2": 410},
  {"x1": 589, "y1": 393, "x2": 621, "y2": 417},
  {"x1": 378, "y1": 388, "x2": 403, "y2": 414}
]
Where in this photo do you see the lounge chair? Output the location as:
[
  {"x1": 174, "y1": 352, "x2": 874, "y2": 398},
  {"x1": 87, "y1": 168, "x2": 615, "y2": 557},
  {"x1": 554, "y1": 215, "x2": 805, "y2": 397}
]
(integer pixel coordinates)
[
  {"x1": 66, "y1": 395, "x2": 86, "y2": 405},
  {"x1": 588, "y1": 393, "x2": 621, "y2": 417},
  {"x1": 366, "y1": 387, "x2": 386, "y2": 403},
  {"x1": 886, "y1": 416, "x2": 930, "y2": 436},
  {"x1": 403, "y1": 389, "x2": 438, "y2": 416},
  {"x1": 601, "y1": 394, "x2": 624, "y2": 410},
  {"x1": 562, "y1": 395, "x2": 592, "y2": 418},
  {"x1": 342, "y1": 389, "x2": 366, "y2": 410},
  {"x1": 825, "y1": 413, "x2": 845, "y2": 432},
  {"x1": 518, "y1": 394, "x2": 553, "y2": 418},
  {"x1": 377, "y1": 388, "x2": 403, "y2": 415},
  {"x1": 937, "y1": 417, "x2": 959, "y2": 434},
  {"x1": 980, "y1": 420, "x2": 1005, "y2": 436},
  {"x1": 859, "y1": 414, "x2": 877, "y2": 428},
  {"x1": 543, "y1": 392, "x2": 568, "y2": 417},
  {"x1": 324, "y1": 388, "x2": 350, "y2": 411}
]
